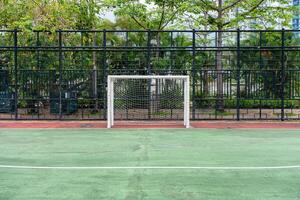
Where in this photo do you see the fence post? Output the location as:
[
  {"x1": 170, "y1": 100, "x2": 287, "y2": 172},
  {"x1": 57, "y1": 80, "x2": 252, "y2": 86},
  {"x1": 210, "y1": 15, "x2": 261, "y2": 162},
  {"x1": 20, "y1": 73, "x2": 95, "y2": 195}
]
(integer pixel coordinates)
[
  {"x1": 103, "y1": 29, "x2": 107, "y2": 119},
  {"x1": 125, "y1": 31, "x2": 129, "y2": 70},
  {"x1": 58, "y1": 30, "x2": 63, "y2": 120},
  {"x1": 236, "y1": 29, "x2": 241, "y2": 121},
  {"x1": 147, "y1": 30, "x2": 151, "y2": 75},
  {"x1": 92, "y1": 31, "x2": 98, "y2": 118},
  {"x1": 192, "y1": 29, "x2": 196, "y2": 120},
  {"x1": 147, "y1": 30, "x2": 151, "y2": 120},
  {"x1": 170, "y1": 32, "x2": 174, "y2": 69},
  {"x1": 36, "y1": 31, "x2": 41, "y2": 119},
  {"x1": 13, "y1": 29, "x2": 18, "y2": 120},
  {"x1": 103, "y1": 29, "x2": 107, "y2": 71},
  {"x1": 259, "y1": 31, "x2": 262, "y2": 119},
  {"x1": 281, "y1": 29, "x2": 285, "y2": 121},
  {"x1": 36, "y1": 31, "x2": 41, "y2": 69}
]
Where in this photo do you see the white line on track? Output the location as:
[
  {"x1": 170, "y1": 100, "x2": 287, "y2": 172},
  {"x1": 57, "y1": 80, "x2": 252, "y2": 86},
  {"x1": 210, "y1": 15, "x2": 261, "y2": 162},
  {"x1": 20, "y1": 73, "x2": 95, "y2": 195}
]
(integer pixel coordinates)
[{"x1": 1, "y1": 165, "x2": 300, "y2": 170}]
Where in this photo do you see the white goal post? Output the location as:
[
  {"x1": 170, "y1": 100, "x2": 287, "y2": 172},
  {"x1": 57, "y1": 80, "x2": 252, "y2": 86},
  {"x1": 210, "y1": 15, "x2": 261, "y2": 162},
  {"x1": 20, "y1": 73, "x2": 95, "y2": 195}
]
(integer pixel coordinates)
[{"x1": 107, "y1": 75, "x2": 190, "y2": 128}]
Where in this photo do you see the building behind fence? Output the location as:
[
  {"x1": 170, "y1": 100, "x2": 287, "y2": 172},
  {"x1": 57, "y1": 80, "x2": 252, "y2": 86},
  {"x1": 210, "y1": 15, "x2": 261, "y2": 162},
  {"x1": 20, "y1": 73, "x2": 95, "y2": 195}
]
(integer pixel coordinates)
[
  {"x1": 0, "y1": 29, "x2": 300, "y2": 120},
  {"x1": 293, "y1": 0, "x2": 300, "y2": 30}
]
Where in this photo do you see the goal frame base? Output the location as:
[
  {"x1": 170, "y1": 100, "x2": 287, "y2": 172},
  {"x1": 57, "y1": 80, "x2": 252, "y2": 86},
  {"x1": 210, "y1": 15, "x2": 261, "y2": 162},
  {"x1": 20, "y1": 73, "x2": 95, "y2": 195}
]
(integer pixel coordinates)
[{"x1": 110, "y1": 120, "x2": 189, "y2": 129}]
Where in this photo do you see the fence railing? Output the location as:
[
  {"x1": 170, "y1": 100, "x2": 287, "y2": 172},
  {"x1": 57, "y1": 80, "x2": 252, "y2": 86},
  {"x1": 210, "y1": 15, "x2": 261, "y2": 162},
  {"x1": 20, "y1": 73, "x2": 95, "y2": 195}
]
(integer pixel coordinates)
[{"x1": 0, "y1": 29, "x2": 300, "y2": 120}]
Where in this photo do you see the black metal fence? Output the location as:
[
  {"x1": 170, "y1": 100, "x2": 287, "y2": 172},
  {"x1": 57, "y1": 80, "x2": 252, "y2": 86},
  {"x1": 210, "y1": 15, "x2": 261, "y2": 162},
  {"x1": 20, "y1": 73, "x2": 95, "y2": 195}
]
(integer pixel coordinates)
[{"x1": 1, "y1": 29, "x2": 300, "y2": 120}]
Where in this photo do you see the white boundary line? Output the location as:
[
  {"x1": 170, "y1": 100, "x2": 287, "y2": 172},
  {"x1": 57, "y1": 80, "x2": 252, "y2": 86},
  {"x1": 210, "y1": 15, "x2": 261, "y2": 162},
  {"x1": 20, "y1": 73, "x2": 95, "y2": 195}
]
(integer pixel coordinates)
[{"x1": 1, "y1": 165, "x2": 300, "y2": 170}]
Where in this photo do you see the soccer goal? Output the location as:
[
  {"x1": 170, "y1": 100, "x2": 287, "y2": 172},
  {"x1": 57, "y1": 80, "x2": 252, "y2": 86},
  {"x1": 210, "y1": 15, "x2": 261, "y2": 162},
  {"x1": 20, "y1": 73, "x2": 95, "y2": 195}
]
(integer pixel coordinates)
[{"x1": 107, "y1": 75, "x2": 190, "y2": 128}]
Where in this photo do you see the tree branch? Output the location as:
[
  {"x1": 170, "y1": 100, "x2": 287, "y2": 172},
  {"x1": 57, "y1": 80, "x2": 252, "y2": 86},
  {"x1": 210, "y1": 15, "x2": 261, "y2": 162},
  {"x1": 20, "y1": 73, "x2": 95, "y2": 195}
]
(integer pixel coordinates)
[
  {"x1": 221, "y1": 0, "x2": 246, "y2": 12},
  {"x1": 31, "y1": 0, "x2": 44, "y2": 10},
  {"x1": 30, "y1": 0, "x2": 58, "y2": 28},
  {"x1": 183, "y1": 12, "x2": 215, "y2": 26},
  {"x1": 240, "y1": 0, "x2": 266, "y2": 16},
  {"x1": 129, "y1": 15, "x2": 147, "y2": 29},
  {"x1": 161, "y1": 7, "x2": 183, "y2": 29},
  {"x1": 158, "y1": 1, "x2": 166, "y2": 30},
  {"x1": 199, "y1": 0, "x2": 218, "y2": 11},
  {"x1": 222, "y1": 0, "x2": 266, "y2": 27}
]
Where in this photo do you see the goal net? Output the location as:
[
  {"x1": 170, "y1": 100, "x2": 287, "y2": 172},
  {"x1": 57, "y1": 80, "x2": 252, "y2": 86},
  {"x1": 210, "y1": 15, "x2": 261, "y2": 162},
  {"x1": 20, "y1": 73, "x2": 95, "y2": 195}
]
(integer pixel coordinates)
[{"x1": 107, "y1": 75, "x2": 190, "y2": 128}]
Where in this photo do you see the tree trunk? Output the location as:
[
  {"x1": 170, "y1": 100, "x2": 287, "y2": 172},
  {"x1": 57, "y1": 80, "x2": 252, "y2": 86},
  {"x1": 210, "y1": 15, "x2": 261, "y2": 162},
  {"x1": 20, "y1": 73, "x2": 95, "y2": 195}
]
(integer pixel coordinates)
[
  {"x1": 216, "y1": 0, "x2": 224, "y2": 111},
  {"x1": 216, "y1": 30, "x2": 224, "y2": 111},
  {"x1": 203, "y1": 12, "x2": 209, "y2": 96},
  {"x1": 203, "y1": 69, "x2": 209, "y2": 95},
  {"x1": 153, "y1": 33, "x2": 161, "y2": 113},
  {"x1": 156, "y1": 33, "x2": 161, "y2": 58}
]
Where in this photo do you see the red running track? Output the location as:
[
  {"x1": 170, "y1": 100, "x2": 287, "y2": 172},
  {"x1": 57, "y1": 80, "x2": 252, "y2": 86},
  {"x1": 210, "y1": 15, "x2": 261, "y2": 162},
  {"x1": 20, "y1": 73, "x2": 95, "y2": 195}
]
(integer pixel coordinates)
[{"x1": 1, "y1": 121, "x2": 300, "y2": 129}]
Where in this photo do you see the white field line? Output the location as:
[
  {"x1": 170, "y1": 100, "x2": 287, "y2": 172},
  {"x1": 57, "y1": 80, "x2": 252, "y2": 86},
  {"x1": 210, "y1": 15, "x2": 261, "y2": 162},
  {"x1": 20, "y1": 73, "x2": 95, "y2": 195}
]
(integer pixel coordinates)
[{"x1": 1, "y1": 165, "x2": 300, "y2": 170}]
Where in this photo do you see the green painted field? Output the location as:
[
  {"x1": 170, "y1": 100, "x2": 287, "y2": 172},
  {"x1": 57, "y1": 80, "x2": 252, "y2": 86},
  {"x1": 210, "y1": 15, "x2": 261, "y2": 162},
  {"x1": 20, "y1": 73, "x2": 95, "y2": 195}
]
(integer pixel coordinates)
[{"x1": 0, "y1": 129, "x2": 300, "y2": 200}]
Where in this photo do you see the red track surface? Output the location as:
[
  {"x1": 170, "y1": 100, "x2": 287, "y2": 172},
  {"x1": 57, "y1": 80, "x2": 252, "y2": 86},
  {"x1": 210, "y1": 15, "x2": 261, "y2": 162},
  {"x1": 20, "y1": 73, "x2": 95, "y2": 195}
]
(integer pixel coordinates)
[{"x1": 1, "y1": 121, "x2": 300, "y2": 129}]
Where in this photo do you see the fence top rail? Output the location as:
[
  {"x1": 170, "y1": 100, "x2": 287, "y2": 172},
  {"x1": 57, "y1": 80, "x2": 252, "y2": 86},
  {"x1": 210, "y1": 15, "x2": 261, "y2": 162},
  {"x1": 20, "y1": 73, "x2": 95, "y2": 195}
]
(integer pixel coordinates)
[
  {"x1": 1, "y1": 29, "x2": 299, "y2": 33},
  {"x1": 0, "y1": 30, "x2": 16, "y2": 32},
  {"x1": 52, "y1": 29, "x2": 299, "y2": 33}
]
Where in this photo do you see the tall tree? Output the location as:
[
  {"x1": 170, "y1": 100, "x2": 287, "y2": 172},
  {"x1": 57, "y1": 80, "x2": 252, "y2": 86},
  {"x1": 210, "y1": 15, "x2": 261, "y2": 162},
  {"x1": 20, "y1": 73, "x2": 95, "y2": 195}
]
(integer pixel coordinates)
[
  {"x1": 103, "y1": 0, "x2": 187, "y2": 30},
  {"x1": 185, "y1": 0, "x2": 292, "y2": 110},
  {"x1": 103, "y1": 0, "x2": 188, "y2": 57}
]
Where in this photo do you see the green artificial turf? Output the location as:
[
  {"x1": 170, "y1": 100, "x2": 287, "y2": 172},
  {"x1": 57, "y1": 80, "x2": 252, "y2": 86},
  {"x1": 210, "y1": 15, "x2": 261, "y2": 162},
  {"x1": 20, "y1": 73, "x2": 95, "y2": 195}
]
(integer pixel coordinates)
[{"x1": 0, "y1": 128, "x2": 300, "y2": 200}]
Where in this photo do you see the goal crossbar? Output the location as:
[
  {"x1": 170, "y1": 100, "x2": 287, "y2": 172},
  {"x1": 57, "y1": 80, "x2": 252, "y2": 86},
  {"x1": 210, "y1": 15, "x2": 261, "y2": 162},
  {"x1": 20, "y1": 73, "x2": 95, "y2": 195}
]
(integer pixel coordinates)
[{"x1": 107, "y1": 75, "x2": 190, "y2": 128}]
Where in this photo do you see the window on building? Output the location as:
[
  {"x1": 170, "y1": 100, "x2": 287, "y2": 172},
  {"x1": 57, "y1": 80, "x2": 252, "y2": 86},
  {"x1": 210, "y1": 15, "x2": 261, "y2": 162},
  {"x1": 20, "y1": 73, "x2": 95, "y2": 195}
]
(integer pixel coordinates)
[{"x1": 293, "y1": 18, "x2": 299, "y2": 29}]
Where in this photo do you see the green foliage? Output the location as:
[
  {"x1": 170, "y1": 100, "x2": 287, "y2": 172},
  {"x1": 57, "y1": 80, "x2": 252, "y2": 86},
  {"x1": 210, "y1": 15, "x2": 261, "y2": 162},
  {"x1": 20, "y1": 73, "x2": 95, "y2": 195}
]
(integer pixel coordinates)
[
  {"x1": 0, "y1": 0, "x2": 102, "y2": 31},
  {"x1": 104, "y1": 0, "x2": 187, "y2": 30},
  {"x1": 185, "y1": 0, "x2": 292, "y2": 30},
  {"x1": 0, "y1": 0, "x2": 299, "y2": 113},
  {"x1": 160, "y1": 82, "x2": 183, "y2": 109},
  {"x1": 195, "y1": 98, "x2": 300, "y2": 109}
]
